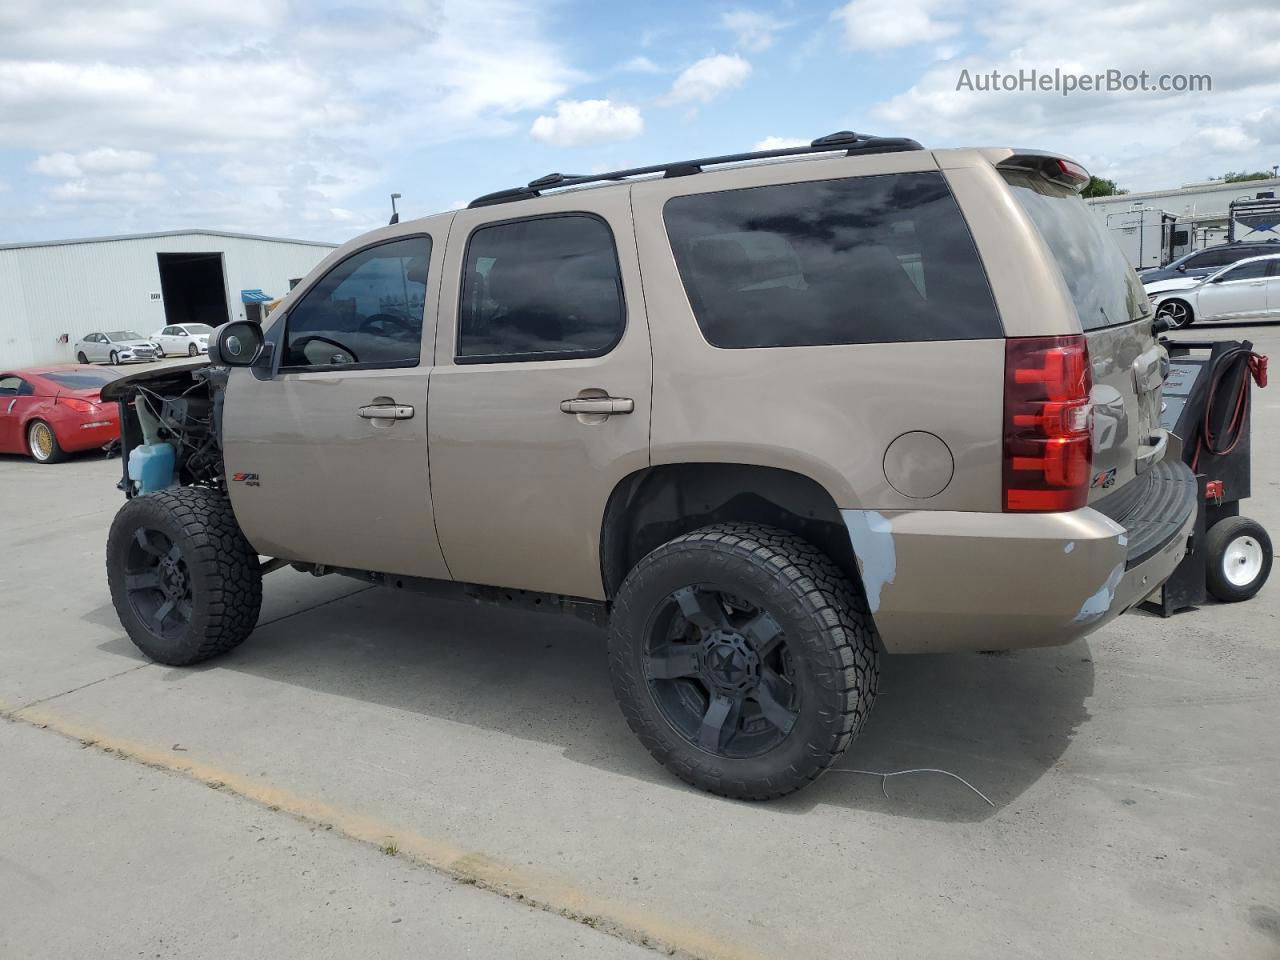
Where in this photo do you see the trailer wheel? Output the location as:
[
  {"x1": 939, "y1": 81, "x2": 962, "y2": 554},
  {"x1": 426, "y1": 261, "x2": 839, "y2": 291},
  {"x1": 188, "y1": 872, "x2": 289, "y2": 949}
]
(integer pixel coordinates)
[{"x1": 1205, "y1": 516, "x2": 1272, "y2": 602}]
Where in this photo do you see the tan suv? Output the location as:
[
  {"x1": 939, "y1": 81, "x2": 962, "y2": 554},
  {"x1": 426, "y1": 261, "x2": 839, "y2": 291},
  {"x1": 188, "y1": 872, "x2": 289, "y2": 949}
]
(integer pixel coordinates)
[{"x1": 103, "y1": 132, "x2": 1196, "y2": 799}]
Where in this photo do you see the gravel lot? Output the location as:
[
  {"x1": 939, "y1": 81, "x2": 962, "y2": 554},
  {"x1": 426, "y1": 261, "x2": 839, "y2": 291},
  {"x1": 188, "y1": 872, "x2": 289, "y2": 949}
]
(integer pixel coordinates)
[{"x1": 2, "y1": 327, "x2": 1278, "y2": 960}]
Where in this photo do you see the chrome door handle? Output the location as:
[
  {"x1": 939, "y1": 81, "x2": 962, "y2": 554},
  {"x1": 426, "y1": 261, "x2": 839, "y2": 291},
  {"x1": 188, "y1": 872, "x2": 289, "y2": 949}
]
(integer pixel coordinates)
[
  {"x1": 358, "y1": 403, "x2": 414, "y2": 420},
  {"x1": 559, "y1": 397, "x2": 634, "y2": 415}
]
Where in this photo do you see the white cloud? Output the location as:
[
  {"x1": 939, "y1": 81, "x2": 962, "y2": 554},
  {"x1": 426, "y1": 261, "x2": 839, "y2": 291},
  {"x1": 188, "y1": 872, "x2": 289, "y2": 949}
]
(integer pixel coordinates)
[
  {"x1": 32, "y1": 147, "x2": 154, "y2": 177},
  {"x1": 665, "y1": 54, "x2": 752, "y2": 106},
  {"x1": 832, "y1": 0, "x2": 958, "y2": 50},
  {"x1": 752, "y1": 136, "x2": 809, "y2": 150},
  {"x1": 621, "y1": 55, "x2": 661, "y2": 74},
  {"x1": 722, "y1": 10, "x2": 786, "y2": 52},
  {"x1": 864, "y1": 0, "x2": 1280, "y2": 190},
  {"x1": 530, "y1": 99, "x2": 644, "y2": 147}
]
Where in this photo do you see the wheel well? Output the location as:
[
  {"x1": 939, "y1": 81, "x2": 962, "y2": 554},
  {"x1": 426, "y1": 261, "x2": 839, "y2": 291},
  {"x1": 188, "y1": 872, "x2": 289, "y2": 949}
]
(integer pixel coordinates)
[{"x1": 599, "y1": 463, "x2": 861, "y2": 598}]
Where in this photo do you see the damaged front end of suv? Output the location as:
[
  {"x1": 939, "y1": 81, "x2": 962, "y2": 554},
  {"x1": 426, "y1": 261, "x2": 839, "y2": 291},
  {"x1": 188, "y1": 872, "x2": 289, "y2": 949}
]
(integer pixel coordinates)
[{"x1": 103, "y1": 359, "x2": 229, "y2": 497}]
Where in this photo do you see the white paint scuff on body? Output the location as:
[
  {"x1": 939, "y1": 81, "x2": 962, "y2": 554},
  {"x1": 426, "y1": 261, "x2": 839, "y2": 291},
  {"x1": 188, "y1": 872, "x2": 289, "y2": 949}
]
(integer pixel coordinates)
[
  {"x1": 840, "y1": 510, "x2": 896, "y2": 612},
  {"x1": 1074, "y1": 562, "x2": 1124, "y2": 623}
]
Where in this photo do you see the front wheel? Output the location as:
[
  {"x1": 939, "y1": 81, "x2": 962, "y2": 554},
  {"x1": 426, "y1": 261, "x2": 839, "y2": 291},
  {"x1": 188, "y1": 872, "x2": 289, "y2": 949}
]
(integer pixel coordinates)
[
  {"x1": 1205, "y1": 516, "x2": 1272, "y2": 602},
  {"x1": 609, "y1": 523, "x2": 879, "y2": 800},
  {"x1": 1156, "y1": 299, "x2": 1194, "y2": 329},
  {"x1": 109, "y1": 350, "x2": 120, "y2": 365},
  {"x1": 188, "y1": 343, "x2": 198, "y2": 357},
  {"x1": 154, "y1": 345, "x2": 165, "y2": 358},
  {"x1": 76, "y1": 351, "x2": 89, "y2": 364},
  {"x1": 106, "y1": 487, "x2": 263, "y2": 665}
]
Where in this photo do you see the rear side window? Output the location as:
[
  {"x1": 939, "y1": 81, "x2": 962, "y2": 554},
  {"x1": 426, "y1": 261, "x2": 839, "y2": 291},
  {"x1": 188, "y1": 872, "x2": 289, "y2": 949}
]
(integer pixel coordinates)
[
  {"x1": 1187, "y1": 248, "x2": 1239, "y2": 268},
  {"x1": 663, "y1": 172, "x2": 1001, "y2": 348},
  {"x1": 282, "y1": 236, "x2": 431, "y2": 369},
  {"x1": 1219, "y1": 259, "x2": 1272, "y2": 281},
  {"x1": 458, "y1": 214, "x2": 625, "y2": 363}
]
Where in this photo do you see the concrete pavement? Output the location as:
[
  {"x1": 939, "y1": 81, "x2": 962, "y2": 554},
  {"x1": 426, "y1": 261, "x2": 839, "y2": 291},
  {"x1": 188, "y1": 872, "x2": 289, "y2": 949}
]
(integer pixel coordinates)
[{"x1": 2, "y1": 324, "x2": 1279, "y2": 959}]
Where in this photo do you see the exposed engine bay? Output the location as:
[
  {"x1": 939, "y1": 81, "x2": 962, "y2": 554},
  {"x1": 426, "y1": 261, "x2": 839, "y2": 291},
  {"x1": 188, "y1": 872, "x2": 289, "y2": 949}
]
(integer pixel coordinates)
[{"x1": 102, "y1": 361, "x2": 228, "y2": 495}]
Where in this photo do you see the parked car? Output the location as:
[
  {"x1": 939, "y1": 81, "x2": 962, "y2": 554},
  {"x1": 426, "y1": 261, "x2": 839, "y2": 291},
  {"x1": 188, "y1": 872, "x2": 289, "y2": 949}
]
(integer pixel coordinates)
[
  {"x1": 150, "y1": 323, "x2": 213, "y2": 358},
  {"x1": 100, "y1": 134, "x2": 1196, "y2": 800},
  {"x1": 0, "y1": 365, "x2": 122, "y2": 463},
  {"x1": 1146, "y1": 254, "x2": 1280, "y2": 328},
  {"x1": 1138, "y1": 239, "x2": 1280, "y2": 284},
  {"x1": 74, "y1": 331, "x2": 158, "y2": 365}
]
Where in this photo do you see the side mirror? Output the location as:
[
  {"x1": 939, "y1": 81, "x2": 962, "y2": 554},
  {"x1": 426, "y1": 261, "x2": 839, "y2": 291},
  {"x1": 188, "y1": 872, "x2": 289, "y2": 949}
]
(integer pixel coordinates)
[
  {"x1": 1176, "y1": 264, "x2": 1186, "y2": 272},
  {"x1": 210, "y1": 321, "x2": 267, "y2": 367}
]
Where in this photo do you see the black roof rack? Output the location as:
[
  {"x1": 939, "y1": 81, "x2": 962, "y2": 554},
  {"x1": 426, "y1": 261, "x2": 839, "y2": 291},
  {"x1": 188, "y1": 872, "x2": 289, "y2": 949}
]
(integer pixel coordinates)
[{"x1": 467, "y1": 131, "x2": 924, "y2": 208}]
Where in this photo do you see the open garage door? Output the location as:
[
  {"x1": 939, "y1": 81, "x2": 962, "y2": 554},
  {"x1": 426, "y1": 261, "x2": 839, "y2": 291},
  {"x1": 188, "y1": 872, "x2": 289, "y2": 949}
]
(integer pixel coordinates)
[{"x1": 157, "y1": 252, "x2": 231, "y2": 329}]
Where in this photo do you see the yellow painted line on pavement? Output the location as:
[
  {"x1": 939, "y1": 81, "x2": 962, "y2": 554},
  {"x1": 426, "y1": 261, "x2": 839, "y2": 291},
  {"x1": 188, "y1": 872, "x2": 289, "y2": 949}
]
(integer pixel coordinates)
[{"x1": 2, "y1": 699, "x2": 769, "y2": 960}]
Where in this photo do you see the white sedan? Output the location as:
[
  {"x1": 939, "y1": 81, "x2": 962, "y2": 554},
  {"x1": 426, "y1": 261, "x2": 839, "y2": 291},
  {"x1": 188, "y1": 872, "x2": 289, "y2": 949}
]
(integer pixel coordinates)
[
  {"x1": 150, "y1": 323, "x2": 213, "y2": 357},
  {"x1": 1146, "y1": 254, "x2": 1280, "y2": 329}
]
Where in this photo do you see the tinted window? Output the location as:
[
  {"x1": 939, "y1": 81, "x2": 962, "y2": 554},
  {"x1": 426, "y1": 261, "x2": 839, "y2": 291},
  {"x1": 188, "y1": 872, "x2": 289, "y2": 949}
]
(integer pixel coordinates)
[
  {"x1": 106, "y1": 331, "x2": 144, "y2": 341},
  {"x1": 39, "y1": 370, "x2": 123, "y2": 389},
  {"x1": 1218, "y1": 259, "x2": 1272, "y2": 281},
  {"x1": 1003, "y1": 170, "x2": 1148, "y2": 330},
  {"x1": 0, "y1": 376, "x2": 21, "y2": 395},
  {"x1": 1187, "y1": 248, "x2": 1238, "y2": 268},
  {"x1": 283, "y1": 236, "x2": 431, "y2": 369},
  {"x1": 458, "y1": 215, "x2": 624, "y2": 362},
  {"x1": 663, "y1": 172, "x2": 1000, "y2": 348}
]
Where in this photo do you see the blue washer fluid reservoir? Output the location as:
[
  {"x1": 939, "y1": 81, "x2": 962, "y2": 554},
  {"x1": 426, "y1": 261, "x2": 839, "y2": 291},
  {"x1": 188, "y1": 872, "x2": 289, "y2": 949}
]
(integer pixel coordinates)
[{"x1": 128, "y1": 442, "x2": 176, "y2": 494}]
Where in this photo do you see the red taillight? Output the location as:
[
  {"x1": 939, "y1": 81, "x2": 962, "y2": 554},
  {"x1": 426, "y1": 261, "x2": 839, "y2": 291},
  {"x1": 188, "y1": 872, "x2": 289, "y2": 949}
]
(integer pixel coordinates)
[
  {"x1": 1003, "y1": 335, "x2": 1092, "y2": 512},
  {"x1": 1055, "y1": 158, "x2": 1090, "y2": 191},
  {"x1": 60, "y1": 396, "x2": 97, "y2": 413}
]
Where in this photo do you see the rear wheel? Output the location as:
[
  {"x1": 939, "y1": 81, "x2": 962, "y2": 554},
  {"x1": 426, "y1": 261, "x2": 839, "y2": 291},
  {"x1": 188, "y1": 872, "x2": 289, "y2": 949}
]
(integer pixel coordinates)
[
  {"x1": 1157, "y1": 299, "x2": 1194, "y2": 329},
  {"x1": 27, "y1": 420, "x2": 65, "y2": 464},
  {"x1": 107, "y1": 487, "x2": 262, "y2": 665},
  {"x1": 76, "y1": 351, "x2": 89, "y2": 364},
  {"x1": 1205, "y1": 516, "x2": 1272, "y2": 602},
  {"x1": 609, "y1": 523, "x2": 879, "y2": 800}
]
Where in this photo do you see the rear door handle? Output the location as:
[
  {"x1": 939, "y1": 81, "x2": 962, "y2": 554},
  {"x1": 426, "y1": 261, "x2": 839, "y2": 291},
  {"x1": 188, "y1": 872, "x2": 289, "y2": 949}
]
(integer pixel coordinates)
[
  {"x1": 559, "y1": 397, "x2": 634, "y2": 415},
  {"x1": 358, "y1": 403, "x2": 414, "y2": 420}
]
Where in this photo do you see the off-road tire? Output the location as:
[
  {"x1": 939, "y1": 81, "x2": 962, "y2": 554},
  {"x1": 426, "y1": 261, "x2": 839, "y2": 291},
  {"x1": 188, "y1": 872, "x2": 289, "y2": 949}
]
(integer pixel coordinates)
[
  {"x1": 609, "y1": 523, "x2": 879, "y2": 800},
  {"x1": 1205, "y1": 516, "x2": 1272, "y2": 602},
  {"x1": 107, "y1": 486, "x2": 262, "y2": 665}
]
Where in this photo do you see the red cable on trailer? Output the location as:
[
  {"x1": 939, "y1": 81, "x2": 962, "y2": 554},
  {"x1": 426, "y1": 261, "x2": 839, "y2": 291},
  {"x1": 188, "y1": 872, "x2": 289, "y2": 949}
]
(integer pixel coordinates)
[{"x1": 1192, "y1": 347, "x2": 1268, "y2": 471}]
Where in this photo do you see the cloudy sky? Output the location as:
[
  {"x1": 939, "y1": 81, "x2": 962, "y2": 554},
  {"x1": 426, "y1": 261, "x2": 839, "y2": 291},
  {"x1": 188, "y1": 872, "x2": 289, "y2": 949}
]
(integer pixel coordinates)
[{"x1": 1, "y1": 0, "x2": 1277, "y2": 243}]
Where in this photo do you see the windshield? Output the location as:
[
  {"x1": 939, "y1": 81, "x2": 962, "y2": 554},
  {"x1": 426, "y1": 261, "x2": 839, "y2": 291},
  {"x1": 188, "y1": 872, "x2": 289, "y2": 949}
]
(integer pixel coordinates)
[
  {"x1": 106, "y1": 331, "x2": 145, "y2": 341},
  {"x1": 1002, "y1": 170, "x2": 1150, "y2": 330},
  {"x1": 183, "y1": 324, "x2": 214, "y2": 334},
  {"x1": 39, "y1": 370, "x2": 123, "y2": 388}
]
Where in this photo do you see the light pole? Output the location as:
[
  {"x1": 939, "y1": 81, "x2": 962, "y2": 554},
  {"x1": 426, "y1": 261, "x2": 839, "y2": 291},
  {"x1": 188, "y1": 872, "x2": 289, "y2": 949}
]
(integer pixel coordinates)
[{"x1": 389, "y1": 192, "x2": 401, "y2": 225}]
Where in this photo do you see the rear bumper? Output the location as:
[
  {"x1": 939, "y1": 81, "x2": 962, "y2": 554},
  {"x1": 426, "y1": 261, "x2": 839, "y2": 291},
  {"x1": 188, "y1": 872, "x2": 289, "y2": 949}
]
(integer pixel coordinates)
[
  {"x1": 842, "y1": 464, "x2": 1197, "y2": 653},
  {"x1": 59, "y1": 415, "x2": 120, "y2": 452}
]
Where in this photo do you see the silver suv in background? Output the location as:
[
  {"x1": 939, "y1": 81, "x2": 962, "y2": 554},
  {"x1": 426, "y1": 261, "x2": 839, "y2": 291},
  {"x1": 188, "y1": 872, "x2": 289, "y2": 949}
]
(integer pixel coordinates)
[{"x1": 100, "y1": 133, "x2": 1195, "y2": 800}]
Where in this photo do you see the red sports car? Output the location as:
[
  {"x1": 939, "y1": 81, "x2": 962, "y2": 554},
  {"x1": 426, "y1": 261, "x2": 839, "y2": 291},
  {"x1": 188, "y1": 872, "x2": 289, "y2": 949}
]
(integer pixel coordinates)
[{"x1": 0, "y1": 365, "x2": 124, "y2": 463}]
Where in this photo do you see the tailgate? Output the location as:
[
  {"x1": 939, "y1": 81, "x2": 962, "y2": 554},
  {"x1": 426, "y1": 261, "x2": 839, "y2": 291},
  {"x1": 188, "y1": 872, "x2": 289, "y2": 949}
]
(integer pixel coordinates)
[{"x1": 1084, "y1": 318, "x2": 1167, "y2": 501}]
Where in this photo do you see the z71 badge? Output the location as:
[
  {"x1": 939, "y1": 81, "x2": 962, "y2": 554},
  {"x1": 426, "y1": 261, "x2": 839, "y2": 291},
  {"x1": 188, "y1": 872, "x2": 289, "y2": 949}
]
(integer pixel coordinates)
[
  {"x1": 1091, "y1": 467, "x2": 1116, "y2": 490},
  {"x1": 231, "y1": 472, "x2": 260, "y2": 487}
]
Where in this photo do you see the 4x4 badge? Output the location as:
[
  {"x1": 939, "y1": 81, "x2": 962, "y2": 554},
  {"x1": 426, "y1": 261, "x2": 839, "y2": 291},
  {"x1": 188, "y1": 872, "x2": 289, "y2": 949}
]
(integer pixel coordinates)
[{"x1": 231, "y1": 472, "x2": 260, "y2": 487}]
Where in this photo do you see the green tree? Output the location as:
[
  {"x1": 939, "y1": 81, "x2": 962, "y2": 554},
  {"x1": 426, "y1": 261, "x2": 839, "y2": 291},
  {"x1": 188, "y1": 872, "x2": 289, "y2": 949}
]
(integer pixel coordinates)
[
  {"x1": 1082, "y1": 176, "x2": 1128, "y2": 198},
  {"x1": 1220, "y1": 170, "x2": 1273, "y2": 183}
]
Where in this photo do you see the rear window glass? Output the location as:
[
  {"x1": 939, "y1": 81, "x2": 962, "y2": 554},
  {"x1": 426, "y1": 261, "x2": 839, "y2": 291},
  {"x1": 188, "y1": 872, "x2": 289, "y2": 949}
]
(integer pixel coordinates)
[
  {"x1": 1002, "y1": 170, "x2": 1150, "y2": 330},
  {"x1": 663, "y1": 171, "x2": 1001, "y2": 348},
  {"x1": 39, "y1": 370, "x2": 123, "y2": 388}
]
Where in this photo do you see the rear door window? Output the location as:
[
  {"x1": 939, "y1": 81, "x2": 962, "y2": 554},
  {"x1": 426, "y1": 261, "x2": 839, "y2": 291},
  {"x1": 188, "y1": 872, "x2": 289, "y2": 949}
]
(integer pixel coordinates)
[
  {"x1": 662, "y1": 171, "x2": 1001, "y2": 348},
  {"x1": 457, "y1": 215, "x2": 625, "y2": 363},
  {"x1": 1217, "y1": 259, "x2": 1271, "y2": 281}
]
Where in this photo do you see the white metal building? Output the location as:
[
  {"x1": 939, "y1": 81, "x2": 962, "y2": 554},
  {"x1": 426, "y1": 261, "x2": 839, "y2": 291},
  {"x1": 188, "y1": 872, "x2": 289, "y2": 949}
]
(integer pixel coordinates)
[
  {"x1": 0, "y1": 230, "x2": 338, "y2": 368},
  {"x1": 1087, "y1": 176, "x2": 1280, "y2": 267}
]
